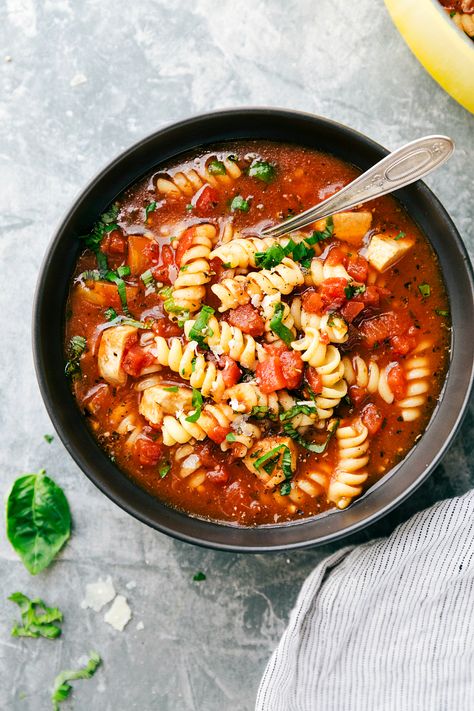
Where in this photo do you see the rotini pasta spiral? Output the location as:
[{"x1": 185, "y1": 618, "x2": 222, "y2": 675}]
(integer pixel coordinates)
[
  {"x1": 309, "y1": 257, "x2": 351, "y2": 286},
  {"x1": 183, "y1": 316, "x2": 263, "y2": 370},
  {"x1": 211, "y1": 275, "x2": 250, "y2": 312},
  {"x1": 171, "y1": 224, "x2": 216, "y2": 313},
  {"x1": 328, "y1": 418, "x2": 369, "y2": 509},
  {"x1": 210, "y1": 237, "x2": 277, "y2": 270},
  {"x1": 261, "y1": 294, "x2": 296, "y2": 343},
  {"x1": 247, "y1": 257, "x2": 304, "y2": 301},
  {"x1": 220, "y1": 417, "x2": 262, "y2": 456},
  {"x1": 174, "y1": 445, "x2": 207, "y2": 489},
  {"x1": 342, "y1": 355, "x2": 394, "y2": 404},
  {"x1": 156, "y1": 157, "x2": 242, "y2": 198},
  {"x1": 397, "y1": 341, "x2": 432, "y2": 422},
  {"x1": 315, "y1": 346, "x2": 348, "y2": 419},
  {"x1": 289, "y1": 461, "x2": 332, "y2": 504},
  {"x1": 291, "y1": 326, "x2": 327, "y2": 368},
  {"x1": 452, "y1": 11, "x2": 474, "y2": 37},
  {"x1": 162, "y1": 403, "x2": 235, "y2": 446},
  {"x1": 151, "y1": 336, "x2": 226, "y2": 401},
  {"x1": 290, "y1": 296, "x2": 348, "y2": 343},
  {"x1": 224, "y1": 382, "x2": 280, "y2": 417}
]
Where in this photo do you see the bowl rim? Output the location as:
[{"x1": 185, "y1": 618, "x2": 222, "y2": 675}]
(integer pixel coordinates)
[{"x1": 33, "y1": 107, "x2": 474, "y2": 552}]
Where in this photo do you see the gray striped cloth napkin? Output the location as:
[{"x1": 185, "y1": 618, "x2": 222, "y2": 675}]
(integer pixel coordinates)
[{"x1": 256, "y1": 490, "x2": 474, "y2": 711}]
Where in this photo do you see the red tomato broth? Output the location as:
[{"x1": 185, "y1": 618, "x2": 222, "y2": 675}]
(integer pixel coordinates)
[{"x1": 65, "y1": 141, "x2": 450, "y2": 526}]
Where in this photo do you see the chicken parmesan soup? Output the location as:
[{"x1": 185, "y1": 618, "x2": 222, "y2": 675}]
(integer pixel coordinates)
[{"x1": 65, "y1": 141, "x2": 450, "y2": 525}]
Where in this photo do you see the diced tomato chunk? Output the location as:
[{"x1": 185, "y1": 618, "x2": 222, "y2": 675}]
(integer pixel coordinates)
[
  {"x1": 256, "y1": 356, "x2": 287, "y2": 393},
  {"x1": 305, "y1": 367, "x2": 322, "y2": 394},
  {"x1": 359, "y1": 310, "x2": 413, "y2": 347},
  {"x1": 325, "y1": 246, "x2": 346, "y2": 267},
  {"x1": 263, "y1": 341, "x2": 287, "y2": 357},
  {"x1": 134, "y1": 439, "x2": 163, "y2": 466},
  {"x1": 207, "y1": 424, "x2": 230, "y2": 445},
  {"x1": 210, "y1": 256, "x2": 226, "y2": 281},
  {"x1": 341, "y1": 300, "x2": 365, "y2": 323},
  {"x1": 227, "y1": 304, "x2": 265, "y2": 337},
  {"x1": 142, "y1": 240, "x2": 161, "y2": 264},
  {"x1": 122, "y1": 345, "x2": 155, "y2": 377},
  {"x1": 280, "y1": 350, "x2": 304, "y2": 390},
  {"x1": 194, "y1": 441, "x2": 221, "y2": 468},
  {"x1": 302, "y1": 289, "x2": 323, "y2": 314},
  {"x1": 346, "y1": 254, "x2": 369, "y2": 283},
  {"x1": 151, "y1": 244, "x2": 175, "y2": 284},
  {"x1": 386, "y1": 362, "x2": 407, "y2": 400},
  {"x1": 218, "y1": 356, "x2": 242, "y2": 388},
  {"x1": 206, "y1": 465, "x2": 230, "y2": 485},
  {"x1": 101, "y1": 229, "x2": 127, "y2": 256},
  {"x1": 361, "y1": 403, "x2": 384, "y2": 435},
  {"x1": 320, "y1": 277, "x2": 349, "y2": 311},
  {"x1": 152, "y1": 316, "x2": 182, "y2": 338},
  {"x1": 175, "y1": 228, "x2": 196, "y2": 266},
  {"x1": 390, "y1": 334, "x2": 417, "y2": 355},
  {"x1": 349, "y1": 385, "x2": 367, "y2": 406},
  {"x1": 194, "y1": 185, "x2": 219, "y2": 215}
]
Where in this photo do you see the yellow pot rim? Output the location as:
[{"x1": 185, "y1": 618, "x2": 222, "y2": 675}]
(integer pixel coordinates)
[{"x1": 384, "y1": 0, "x2": 474, "y2": 113}]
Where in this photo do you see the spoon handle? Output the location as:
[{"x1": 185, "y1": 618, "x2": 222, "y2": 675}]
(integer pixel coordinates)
[{"x1": 261, "y1": 135, "x2": 454, "y2": 238}]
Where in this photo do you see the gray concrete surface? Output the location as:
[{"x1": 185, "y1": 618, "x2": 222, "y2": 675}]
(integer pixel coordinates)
[{"x1": 0, "y1": 1, "x2": 473, "y2": 709}]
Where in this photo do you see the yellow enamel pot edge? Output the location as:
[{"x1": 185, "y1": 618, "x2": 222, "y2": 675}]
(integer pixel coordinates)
[{"x1": 384, "y1": 0, "x2": 474, "y2": 114}]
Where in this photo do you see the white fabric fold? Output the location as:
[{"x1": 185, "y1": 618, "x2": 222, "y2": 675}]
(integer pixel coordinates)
[{"x1": 256, "y1": 490, "x2": 474, "y2": 711}]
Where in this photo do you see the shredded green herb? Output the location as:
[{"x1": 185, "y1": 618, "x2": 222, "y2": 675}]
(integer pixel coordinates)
[
  {"x1": 78, "y1": 269, "x2": 100, "y2": 282},
  {"x1": 44, "y1": 434, "x2": 54, "y2": 444},
  {"x1": 270, "y1": 302, "x2": 294, "y2": 345},
  {"x1": 103, "y1": 315, "x2": 151, "y2": 330},
  {"x1": 104, "y1": 270, "x2": 129, "y2": 315},
  {"x1": 250, "y1": 405, "x2": 277, "y2": 420},
  {"x1": 248, "y1": 160, "x2": 276, "y2": 183},
  {"x1": 185, "y1": 388, "x2": 203, "y2": 423},
  {"x1": 141, "y1": 269, "x2": 155, "y2": 290},
  {"x1": 282, "y1": 419, "x2": 339, "y2": 453},
  {"x1": 418, "y1": 283, "x2": 431, "y2": 298},
  {"x1": 79, "y1": 205, "x2": 119, "y2": 274},
  {"x1": 280, "y1": 404, "x2": 318, "y2": 422},
  {"x1": 305, "y1": 216, "x2": 334, "y2": 245},
  {"x1": 163, "y1": 386, "x2": 179, "y2": 392},
  {"x1": 51, "y1": 651, "x2": 101, "y2": 711},
  {"x1": 145, "y1": 201, "x2": 157, "y2": 218},
  {"x1": 344, "y1": 283, "x2": 366, "y2": 300},
  {"x1": 230, "y1": 195, "x2": 250, "y2": 212},
  {"x1": 193, "y1": 571, "x2": 206, "y2": 581},
  {"x1": 188, "y1": 305, "x2": 215, "y2": 349},
  {"x1": 394, "y1": 231, "x2": 406, "y2": 241},
  {"x1": 435, "y1": 308, "x2": 449, "y2": 317},
  {"x1": 208, "y1": 159, "x2": 226, "y2": 175},
  {"x1": 65, "y1": 336, "x2": 86, "y2": 379},
  {"x1": 279, "y1": 481, "x2": 291, "y2": 496},
  {"x1": 9, "y1": 592, "x2": 63, "y2": 639},
  {"x1": 226, "y1": 432, "x2": 237, "y2": 442},
  {"x1": 159, "y1": 462, "x2": 171, "y2": 478},
  {"x1": 104, "y1": 307, "x2": 117, "y2": 321}
]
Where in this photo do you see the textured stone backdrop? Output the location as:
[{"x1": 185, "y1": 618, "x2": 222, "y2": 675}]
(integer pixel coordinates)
[{"x1": 0, "y1": 1, "x2": 472, "y2": 709}]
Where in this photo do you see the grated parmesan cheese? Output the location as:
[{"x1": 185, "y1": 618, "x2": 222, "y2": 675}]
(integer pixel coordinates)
[
  {"x1": 80, "y1": 576, "x2": 116, "y2": 612},
  {"x1": 104, "y1": 595, "x2": 132, "y2": 631}
]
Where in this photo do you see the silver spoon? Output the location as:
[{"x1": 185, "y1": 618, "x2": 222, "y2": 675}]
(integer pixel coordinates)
[{"x1": 261, "y1": 135, "x2": 454, "y2": 239}]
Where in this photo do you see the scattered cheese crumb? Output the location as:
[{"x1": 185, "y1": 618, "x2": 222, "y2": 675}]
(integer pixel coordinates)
[
  {"x1": 70, "y1": 72, "x2": 87, "y2": 87},
  {"x1": 125, "y1": 580, "x2": 137, "y2": 590},
  {"x1": 81, "y1": 576, "x2": 116, "y2": 612},
  {"x1": 5, "y1": 55, "x2": 12, "y2": 63},
  {"x1": 104, "y1": 595, "x2": 132, "y2": 631},
  {"x1": 136, "y1": 621, "x2": 144, "y2": 631}
]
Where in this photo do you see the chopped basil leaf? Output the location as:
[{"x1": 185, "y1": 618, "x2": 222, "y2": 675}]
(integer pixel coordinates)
[
  {"x1": 188, "y1": 305, "x2": 215, "y2": 349},
  {"x1": 78, "y1": 269, "x2": 100, "y2": 282},
  {"x1": 394, "y1": 231, "x2": 406, "y2": 241},
  {"x1": 344, "y1": 283, "x2": 366, "y2": 300},
  {"x1": 193, "y1": 571, "x2": 206, "y2": 581},
  {"x1": 280, "y1": 404, "x2": 317, "y2": 422},
  {"x1": 185, "y1": 204, "x2": 194, "y2": 211},
  {"x1": 306, "y1": 216, "x2": 334, "y2": 245},
  {"x1": 145, "y1": 201, "x2": 157, "y2": 218},
  {"x1": 44, "y1": 434, "x2": 54, "y2": 444},
  {"x1": 9, "y1": 592, "x2": 63, "y2": 639},
  {"x1": 281, "y1": 446, "x2": 293, "y2": 479},
  {"x1": 51, "y1": 651, "x2": 101, "y2": 710},
  {"x1": 226, "y1": 432, "x2": 237, "y2": 442},
  {"x1": 159, "y1": 462, "x2": 171, "y2": 478},
  {"x1": 65, "y1": 335, "x2": 86, "y2": 378},
  {"x1": 105, "y1": 271, "x2": 130, "y2": 315},
  {"x1": 79, "y1": 204, "x2": 119, "y2": 274},
  {"x1": 255, "y1": 244, "x2": 287, "y2": 269},
  {"x1": 280, "y1": 481, "x2": 291, "y2": 496},
  {"x1": 250, "y1": 405, "x2": 277, "y2": 420},
  {"x1": 254, "y1": 445, "x2": 285, "y2": 470},
  {"x1": 248, "y1": 160, "x2": 276, "y2": 183},
  {"x1": 116, "y1": 265, "x2": 131, "y2": 278},
  {"x1": 185, "y1": 388, "x2": 203, "y2": 423},
  {"x1": 450, "y1": 9, "x2": 456, "y2": 16},
  {"x1": 256, "y1": 237, "x2": 315, "y2": 270},
  {"x1": 282, "y1": 419, "x2": 339, "y2": 453},
  {"x1": 141, "y1": 269, "x2": 155, "y2": 289},
  {"x1": 163, "y1": 386, "x2": 179, "y2": 392},
  {"x1": 435, "y1": 309, "x2": 449, "y2": 317},
  {"x1": 270, "y1": 302, "x2": 294, "y2": 345},
  {"x1": 418, "y1": 283, "x2": 431, "y2": 298},
  {"x1": 230, "y1": 195, "x2": 250, "y2": 212},
  {"x1": 103, "y1": 315, "x2": 151, "y2": 330},
  {"x1": 104, "y1": 307, "x2": 117, "y2": 321},
  {"x1": 208, "y1": 160, "x2": 226, "y2": 175}
]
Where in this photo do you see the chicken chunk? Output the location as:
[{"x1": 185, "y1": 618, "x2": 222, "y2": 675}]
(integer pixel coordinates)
[
  {"x1": 314, "y1": 211, "x2": 373, "y2": 247},
  {"x1": 367, "y1": 233, "x2": 415, "y2": 273},
  {"x1": 98, "y1": 325, "x2": 137, "y2": 387},
  {"x1": 139, "y1": 385, "x2": 193, "y2": 427},
  {"x1": 244, "y1": 436, "x2": 297, "y2": 489}
]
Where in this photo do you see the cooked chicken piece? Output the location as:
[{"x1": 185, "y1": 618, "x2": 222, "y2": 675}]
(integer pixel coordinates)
[
  {"x1": 244, "y1": 436, "x2": 297, "y2": 489},
  {"x1": 139, "y1": 385, "x2": 193, "y2": 427},
  {"x1": 98, "y1": 325, "x2": 137, "y2": 387},
  {"x1": 367, "y1": 233, "x2": 415, "y2": 272},
  {"x1": 314, "y1": 211, "x2": 373, "y2": 247}
]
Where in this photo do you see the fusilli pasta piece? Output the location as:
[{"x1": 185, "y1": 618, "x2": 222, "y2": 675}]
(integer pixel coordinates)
[
  {"x1": 309, "y1": 257, "x2": 351, "y2": 286},
  {"x1": 174, "y1": 445, "x2": 207, "y2": 489},
  {"x1": 171, "y1": 224, "x2": 216, "y2": 313},
  {"x1": 261, "y1": 294, "x2": 296, "y2": 343},
  {"x1": 162, "y1": 403, "x2": 235, "y2": 446},
  {"x1": 452, "y1": 11, "x2": 474, "y2": 37},
  {"x1": 247, "y1": 257, "x2": 304, "y2": 301},
  {"x1": 224, "y1": 382, "x2": 280, "y2": 417},
  {"x1": 328, "y1": 418, "x2": 369, "y2": 509},
  {"x1": 183, "y1": 316, "x2": 263, "y2": 370},
  {"x1": 397, "y1": 341, "x2": 432, "y2": 421},
  {"x1": 290, "y1": 296, "x2": 348, "y2": 343},
  {"x1": 211, "y1": 275, "x2": 250, "y2": 312},
  {"x1": 156, "y1": 157, "x2": 242, "y2": 197},
  {"x1": 220, "y1": 417, "x2": 262, "y2": 456},
  {"x1": 210, "y1": 237, "x2": 277, "y2": 270},
  {"x1": 342, "y1": 355, "x2": 394, "y2": 404},
  {"x1": 289, "y1": 461, "x2": 332, "y2": 504}
]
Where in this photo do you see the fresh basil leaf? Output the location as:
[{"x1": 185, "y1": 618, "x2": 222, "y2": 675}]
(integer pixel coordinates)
[
  {"x1": 6, "y1": 470, "x2": 71, "y2": 575},
  {"x1": 250, "y1": 405, "x2": 277, "y2": 420},
  {"x1": 279, "y1": 481, "x2": 291, "y2": 496},
  {"x1": 255, "y1": 244, "x2": 287, "y2": 269},
  {"x1": 145, "y1": 201, "x2": 157, "y2": 218},
  {"x1": 418, "y1": 282, "x2": 431, "y2": 298},
  {"x1": 281, "y1": 446, "x2": 293, "y2": 479},
  {"x1": 104, "y1": 307, "x2": 117, "y2": 321},
  {"x1": 44, "y1": 434, "x2": 54, "y2": 444},
  {"x1": 230, "y1": 195, "x2": 250, "y2": 212},
  {"x1": 159, "y1": 462, "x2": 171, "y2": 478},
  {"x1": 394, "y1": 231, "x2": 406, "y2": 241},
  {"x1": 102, "y1": 315, "x2": 151, "y2": 330},
  {"x1": 51, "y1": 651, "x2": 101, "y2": 710},
  {"x1": 116, "y1": 265, "x2": 130, "y2": 278},
  {"x1": 208, "y1": 160, "x2": 226, "y2": 175},
  {"x1": 254, "y1": 445, "x2": 285, "y2": 470},
  {"x1": 225, "y1": 432, "x2": 236, "y2": 442},
  {"x1": 105, "y1": 271, "x2": 130, "y2": 315},
  {"x1": 270, "y1": 302, "x2": 294, "y2": 345},
  {"x1": 9, "y1": 592, "x2": 63, "y2": 639},
  {"x1": 65, "y1": 336, "x2": 86, "y2": 379},
  {"x1": 185, "y1": 388, "x2": 203, "y2": 423},
  {"x1": 79, "y1": 204, "x2": 119, "y2": 273},
  {"x1": 280, "y1": 404, "x2": 317, "y2": 422},
  {"x1": 188, "y1": 305, "x2": 214, "y2": 349},
  {"x1": 305, "y1": 216, "x2": 334, "y2": 244},
  {"x1": 282, "y1": 419, "x2": 339, "y2": 453},
  {"x1": 248, "y1": 160, "x2": 276, "y2": 183},
  {"x1": 193, "y1": 571, "x2": 206, "y2": 581}
]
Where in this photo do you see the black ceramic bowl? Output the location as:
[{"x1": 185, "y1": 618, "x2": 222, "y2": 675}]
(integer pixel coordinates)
[{"x1": 33, "y1": 108, "x2": 474, "y2": 552}]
